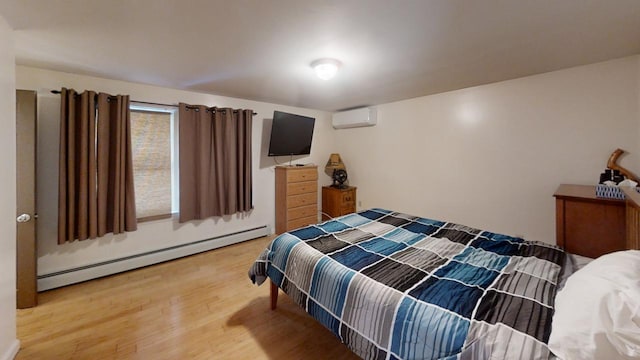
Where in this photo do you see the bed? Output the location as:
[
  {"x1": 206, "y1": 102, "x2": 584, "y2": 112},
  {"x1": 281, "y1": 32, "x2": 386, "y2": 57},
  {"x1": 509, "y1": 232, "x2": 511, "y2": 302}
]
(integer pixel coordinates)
[{"x1": 249, "y1": 205, "x2": 640, "y2": 359}]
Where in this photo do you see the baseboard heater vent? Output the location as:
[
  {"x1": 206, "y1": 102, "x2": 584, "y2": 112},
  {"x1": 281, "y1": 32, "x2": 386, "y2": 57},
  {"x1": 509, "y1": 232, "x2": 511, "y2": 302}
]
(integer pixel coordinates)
[{"x1": 38, "y1": 225, "x2": 270, "y2": 291}]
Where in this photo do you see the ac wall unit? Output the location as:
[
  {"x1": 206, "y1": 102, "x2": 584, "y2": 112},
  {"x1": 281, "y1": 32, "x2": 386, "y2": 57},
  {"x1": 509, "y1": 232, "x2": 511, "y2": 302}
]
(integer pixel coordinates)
[{"x1": 332, "y1": 107, "x2": 377, "y2": 129}]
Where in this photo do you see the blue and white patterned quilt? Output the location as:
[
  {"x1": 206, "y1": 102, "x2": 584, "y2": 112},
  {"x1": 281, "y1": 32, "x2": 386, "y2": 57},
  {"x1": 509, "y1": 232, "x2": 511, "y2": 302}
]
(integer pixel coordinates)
[{"x1": 249, "y1": 209, "x2": 565, "y2": 360}]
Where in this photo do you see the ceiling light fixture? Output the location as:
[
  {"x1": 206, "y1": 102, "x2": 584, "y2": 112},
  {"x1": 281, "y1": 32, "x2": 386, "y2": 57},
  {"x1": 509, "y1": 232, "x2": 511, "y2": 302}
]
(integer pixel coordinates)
[{"x1": 311, "y1": 58, "x2": 341, "y2": 80}]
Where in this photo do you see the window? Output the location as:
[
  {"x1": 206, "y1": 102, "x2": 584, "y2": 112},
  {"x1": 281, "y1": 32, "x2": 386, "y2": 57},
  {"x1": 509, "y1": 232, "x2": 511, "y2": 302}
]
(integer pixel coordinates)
[{"x1": 130, "y1": 105, "x2": 178, "y2": 221}]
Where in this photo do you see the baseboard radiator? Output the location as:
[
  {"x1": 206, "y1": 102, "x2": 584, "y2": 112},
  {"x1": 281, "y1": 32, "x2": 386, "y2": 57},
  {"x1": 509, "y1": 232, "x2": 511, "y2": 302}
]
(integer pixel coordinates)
[{"x1": 38, "y1": 225, "x2": 271, "y2": 291}]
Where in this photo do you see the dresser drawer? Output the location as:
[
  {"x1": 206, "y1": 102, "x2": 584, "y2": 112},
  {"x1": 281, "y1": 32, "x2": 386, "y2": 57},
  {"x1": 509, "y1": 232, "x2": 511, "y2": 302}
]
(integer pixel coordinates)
[
  {"x1": 341, "y1": 205, "x2": 356, "y2": 216},
  {"x1": 287, "y1": 181, "x2": 316, "y2": 195},
  {"x1": 287, "y1": 168, "x2": 318, "y2": 183},
  {"x1": 287, "y1": 192, "x2": 317, "y2": 208},
  {"x1": 287, "y1": 215, "x2": 317, "y2": 231},
  {"x1": 287, "y1": 204, "x2": 316, "y2": 220},
  {"x1": 342, "y1": 191, "x2": 355, "y2": 204}
]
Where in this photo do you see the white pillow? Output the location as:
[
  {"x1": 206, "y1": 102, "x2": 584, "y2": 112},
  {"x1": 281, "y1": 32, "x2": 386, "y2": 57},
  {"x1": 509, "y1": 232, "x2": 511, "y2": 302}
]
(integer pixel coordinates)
[{"x1": 549, "y1": 250, "x2": 640, "y2": 360}]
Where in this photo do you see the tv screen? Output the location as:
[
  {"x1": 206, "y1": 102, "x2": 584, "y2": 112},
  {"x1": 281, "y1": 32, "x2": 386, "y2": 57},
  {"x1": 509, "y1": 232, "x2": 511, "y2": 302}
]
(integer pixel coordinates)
[{"x1": 268, "y1": 111, "x2": 315, "y2": 157}]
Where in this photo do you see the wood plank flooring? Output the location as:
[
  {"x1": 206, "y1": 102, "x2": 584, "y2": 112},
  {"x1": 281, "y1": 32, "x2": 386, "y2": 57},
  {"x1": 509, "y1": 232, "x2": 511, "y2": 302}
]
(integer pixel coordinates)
[{"x1": 16, "y1": 236, "x2": 360, "y2": 359}]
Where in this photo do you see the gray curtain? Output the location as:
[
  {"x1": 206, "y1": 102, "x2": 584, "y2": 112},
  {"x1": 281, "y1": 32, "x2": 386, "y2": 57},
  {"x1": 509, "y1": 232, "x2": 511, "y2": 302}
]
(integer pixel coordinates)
[
  {"x1": 58, "y1": 88, "x2": 137, "y2": 244},
  {"x1": 178, "y1": 103, "x2": 253, "y2": 222}
]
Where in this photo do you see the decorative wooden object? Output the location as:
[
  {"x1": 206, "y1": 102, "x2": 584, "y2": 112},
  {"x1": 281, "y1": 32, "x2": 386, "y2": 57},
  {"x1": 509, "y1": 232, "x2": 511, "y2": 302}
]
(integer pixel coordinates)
[
  {"x1": 322, "y1": 186, "x2": 357, "y2": 221},
  {"x1": 554, "y1": 184, "x2": 626, "y2": 258},
  {"x1": 275, "y1": 165, "x2": 318, "y2": 234},
  {"x1": 607, "y1": 148, "x2": 640, "y2": 184}
]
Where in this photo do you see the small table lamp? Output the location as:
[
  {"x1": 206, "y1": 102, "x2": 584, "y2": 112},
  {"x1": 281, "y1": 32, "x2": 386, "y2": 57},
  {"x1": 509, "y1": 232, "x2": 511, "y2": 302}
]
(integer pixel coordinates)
[{"x1": 325, "y1": 153, "x2": 348, "y2": 188}]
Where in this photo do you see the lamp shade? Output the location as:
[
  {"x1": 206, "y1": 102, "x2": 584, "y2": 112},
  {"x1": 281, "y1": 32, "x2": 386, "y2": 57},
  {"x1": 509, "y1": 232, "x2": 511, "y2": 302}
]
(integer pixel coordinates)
[{"x1": 325, "y1": 153, "x2": 346, "y2": 176}]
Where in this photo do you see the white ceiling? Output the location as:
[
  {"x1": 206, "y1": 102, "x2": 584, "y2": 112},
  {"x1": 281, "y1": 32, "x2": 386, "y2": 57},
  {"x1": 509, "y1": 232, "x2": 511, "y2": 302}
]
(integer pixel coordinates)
[{"x1": 2, "y1": 0, "x2": 640, "y2": 111}]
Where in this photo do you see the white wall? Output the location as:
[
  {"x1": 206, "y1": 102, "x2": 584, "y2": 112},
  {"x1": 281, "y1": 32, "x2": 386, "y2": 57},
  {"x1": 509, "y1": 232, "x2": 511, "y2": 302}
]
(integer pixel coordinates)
[
  {"x1": 0, "y1": 15, "x2": 19, "y2": 360},
  {"x1": 334, "y1": 56, "x2": 640, "y2": 244},
  {"x1": 638, "y1": 59, "x2": 640, "y2": 150},
  {"x1": 16, "y1": 66, "x2": 334, "y2": 277}
]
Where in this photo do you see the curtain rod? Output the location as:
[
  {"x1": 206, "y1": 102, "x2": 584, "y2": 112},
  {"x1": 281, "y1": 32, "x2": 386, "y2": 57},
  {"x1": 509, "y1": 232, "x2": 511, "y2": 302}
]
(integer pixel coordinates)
[{"x1": 50, "y1": 90, "x2": 257, "y2": 115}]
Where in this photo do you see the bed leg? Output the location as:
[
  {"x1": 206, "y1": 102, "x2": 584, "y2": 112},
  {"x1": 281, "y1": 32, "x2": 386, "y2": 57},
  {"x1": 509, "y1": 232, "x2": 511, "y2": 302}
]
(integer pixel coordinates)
[{"x1": 270, "y1": 280, "x2": 278, "y2": 310}]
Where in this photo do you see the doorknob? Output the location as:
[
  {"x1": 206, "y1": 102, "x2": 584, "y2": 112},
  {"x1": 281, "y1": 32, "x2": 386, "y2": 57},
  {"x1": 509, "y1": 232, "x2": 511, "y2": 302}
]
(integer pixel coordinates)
[{"x1": 16, "y1": 214, "x2": 31, "y2": 223}]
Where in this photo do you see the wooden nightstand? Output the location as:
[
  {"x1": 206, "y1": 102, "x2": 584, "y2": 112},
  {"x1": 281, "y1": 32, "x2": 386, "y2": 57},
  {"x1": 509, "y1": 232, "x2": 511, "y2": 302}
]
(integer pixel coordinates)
[
  {"x1": 554, "y1": 184, "x2": 626, "y2": 258},
  {"x1": 322, "y1": 186, "x2": 357, "y2": 221}
]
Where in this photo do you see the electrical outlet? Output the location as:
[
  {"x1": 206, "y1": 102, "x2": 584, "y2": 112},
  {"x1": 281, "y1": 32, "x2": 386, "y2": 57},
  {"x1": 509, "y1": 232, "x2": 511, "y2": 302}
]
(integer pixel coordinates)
[{"x1": 358, "y1": 201, "x2": 362, "y2": 207}]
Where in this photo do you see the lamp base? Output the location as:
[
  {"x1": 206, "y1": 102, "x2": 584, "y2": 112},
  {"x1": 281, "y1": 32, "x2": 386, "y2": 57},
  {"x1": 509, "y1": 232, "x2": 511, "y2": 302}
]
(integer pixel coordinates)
[{"x1": 331, "y1": 182, "x2": 348, "y2": 189}]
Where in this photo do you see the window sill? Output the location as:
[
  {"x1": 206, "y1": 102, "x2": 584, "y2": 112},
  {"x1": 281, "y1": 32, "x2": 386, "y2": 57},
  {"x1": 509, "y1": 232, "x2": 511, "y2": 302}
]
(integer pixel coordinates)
[{"x1": 137, "y1": 213, "x2": 175, "y2": 223}]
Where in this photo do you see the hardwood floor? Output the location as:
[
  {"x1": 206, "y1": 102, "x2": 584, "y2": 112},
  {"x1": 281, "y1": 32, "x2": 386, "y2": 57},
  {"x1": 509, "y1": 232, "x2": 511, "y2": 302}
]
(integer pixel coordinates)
[{"x1": 16, "y1": 236, "x2": 360, "y2": 359}]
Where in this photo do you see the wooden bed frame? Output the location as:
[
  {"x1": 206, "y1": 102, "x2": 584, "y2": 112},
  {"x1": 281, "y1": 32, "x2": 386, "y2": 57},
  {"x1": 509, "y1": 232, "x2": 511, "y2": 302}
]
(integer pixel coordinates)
[
  {"x1": 270, "y1": 281, "x2": 278, "y2": 310},
  {"x1": 269, "y1": 190, "x2": 640, "y2": 310}
]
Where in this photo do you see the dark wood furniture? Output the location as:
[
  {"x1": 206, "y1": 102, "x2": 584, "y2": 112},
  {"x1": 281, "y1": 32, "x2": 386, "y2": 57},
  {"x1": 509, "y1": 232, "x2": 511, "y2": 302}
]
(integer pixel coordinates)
[
  {"x1": 275, "y1": 165, "x2": 318, "y2": 234},
  {"x1": 321, "y1": 186, "x2": 357, "y2": 221},
  {"x1": 554, "y1": 184, "x2": 626, "y2": 258},
  {"x1": 622, "y1": 187, "x2": 640, "y2": 251}
]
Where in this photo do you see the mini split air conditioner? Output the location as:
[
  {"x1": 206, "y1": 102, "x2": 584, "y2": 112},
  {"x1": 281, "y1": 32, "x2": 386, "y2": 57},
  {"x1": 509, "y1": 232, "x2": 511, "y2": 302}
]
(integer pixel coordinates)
[{"x1": 332, "y1": 107, "x2": 377, "y2": 129}]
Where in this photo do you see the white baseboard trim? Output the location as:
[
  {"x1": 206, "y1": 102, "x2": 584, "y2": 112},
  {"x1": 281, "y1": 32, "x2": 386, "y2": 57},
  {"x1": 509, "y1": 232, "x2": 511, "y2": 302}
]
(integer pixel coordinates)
[
  {"x1": 1, "y1": 340, "x2": 20, "y2": 360},
  {"x1": 38, "y1": 225, "x2": 271, "y2": 291}
]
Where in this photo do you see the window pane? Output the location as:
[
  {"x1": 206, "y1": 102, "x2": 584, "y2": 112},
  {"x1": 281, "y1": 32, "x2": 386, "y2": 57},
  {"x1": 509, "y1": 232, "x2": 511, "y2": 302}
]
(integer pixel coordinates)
[{"x1": 131, "y1": 110, "x2": 172, "y2": 218}]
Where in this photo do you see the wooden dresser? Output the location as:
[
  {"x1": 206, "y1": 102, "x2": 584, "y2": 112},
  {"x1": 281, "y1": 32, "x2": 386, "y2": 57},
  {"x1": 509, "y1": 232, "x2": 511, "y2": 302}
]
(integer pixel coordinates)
[
  {"x1": 554, "y1": 184, "x2": 626, "y2": 258},
  {"x1": 322, "y1": 186, "x2": 357, "y2": 221},
  {"x1": 275, "y1": 166, "x2": 318, "y2": 234}
]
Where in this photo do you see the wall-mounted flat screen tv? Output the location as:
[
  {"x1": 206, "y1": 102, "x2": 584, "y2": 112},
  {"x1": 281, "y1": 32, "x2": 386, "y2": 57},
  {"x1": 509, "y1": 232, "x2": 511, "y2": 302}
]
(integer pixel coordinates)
[{"x1": 267, "y1": 111, "x2": 315, "y2": 156}]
